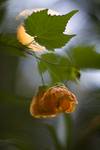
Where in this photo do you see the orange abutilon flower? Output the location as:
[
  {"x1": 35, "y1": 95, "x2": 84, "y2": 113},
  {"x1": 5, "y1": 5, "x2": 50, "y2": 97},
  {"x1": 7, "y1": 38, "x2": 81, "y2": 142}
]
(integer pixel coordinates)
[
  {"x1": 30, "y1": 85, "x2": 78, "y2": 118},
  {"x1": 17, "y1": 24, "x2": 46, "y2": 51},
  {"x1": 16, "y1": 9, "x2": 46, "y2": 52}
]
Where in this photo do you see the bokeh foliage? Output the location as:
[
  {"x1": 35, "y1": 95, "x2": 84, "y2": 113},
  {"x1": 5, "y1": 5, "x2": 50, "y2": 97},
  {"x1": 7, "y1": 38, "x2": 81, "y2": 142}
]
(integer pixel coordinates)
[{"x1": 0, "y1": 3, "x2": 100, "y2": 150}]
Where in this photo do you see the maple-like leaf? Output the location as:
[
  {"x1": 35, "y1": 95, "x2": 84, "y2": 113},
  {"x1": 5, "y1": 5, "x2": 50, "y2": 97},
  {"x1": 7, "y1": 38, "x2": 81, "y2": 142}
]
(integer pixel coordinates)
[{"x1": 24, "y1": 9, "x2": 78, "y2": 50}]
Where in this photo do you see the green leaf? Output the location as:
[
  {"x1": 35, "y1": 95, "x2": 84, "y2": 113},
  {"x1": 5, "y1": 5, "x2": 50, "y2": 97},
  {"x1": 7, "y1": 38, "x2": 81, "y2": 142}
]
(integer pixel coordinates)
[
  {"x1": 0, "y1": 34, "x2": 25, "y2": 57},
  {"x1": 38, "y1": 52, "x2": 80, "y2": 83},
  {"x1": 69, "y1": 46, "x2": 100, "y2": 69},
  {"x1": 24, "y1": 9, "x2": 78, "y2": 50}
]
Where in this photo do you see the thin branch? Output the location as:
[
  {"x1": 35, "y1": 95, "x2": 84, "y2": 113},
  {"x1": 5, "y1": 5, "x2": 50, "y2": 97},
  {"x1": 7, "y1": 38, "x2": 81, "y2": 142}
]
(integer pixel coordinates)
[{"x1": 25, "y1": 49, "x2": 71, "y2": 68}]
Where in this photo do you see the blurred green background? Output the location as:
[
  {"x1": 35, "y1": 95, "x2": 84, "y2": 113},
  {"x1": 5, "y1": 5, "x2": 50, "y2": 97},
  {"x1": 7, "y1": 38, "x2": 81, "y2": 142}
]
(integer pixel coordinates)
[{"x1": 0, "y1": 0, "x2": 100, "y2": 150}]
